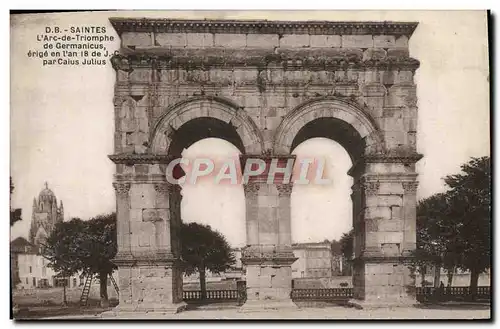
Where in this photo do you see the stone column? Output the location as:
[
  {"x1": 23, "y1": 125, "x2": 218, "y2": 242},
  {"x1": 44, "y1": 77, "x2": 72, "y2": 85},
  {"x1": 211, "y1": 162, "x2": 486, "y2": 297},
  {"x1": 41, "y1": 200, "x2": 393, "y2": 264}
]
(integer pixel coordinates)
[
  {"x1": 402, "y1": 181, "x2": 418, "y2": 256},
  {"x1": 276, "y1": 183, "x2": 293, "y2": 247},
  {"x1": 243, "y1": 182, "x2": 260, "y2": 246},
  {"x1": 105, "y1": 160, "x2": 186, "y2": 317},
  {"x1": 113, "y1": 182, "x2": 132, "y2": 261},
  {"x1": 240, "y1": 155, "x2": 297, "y2": 312}
]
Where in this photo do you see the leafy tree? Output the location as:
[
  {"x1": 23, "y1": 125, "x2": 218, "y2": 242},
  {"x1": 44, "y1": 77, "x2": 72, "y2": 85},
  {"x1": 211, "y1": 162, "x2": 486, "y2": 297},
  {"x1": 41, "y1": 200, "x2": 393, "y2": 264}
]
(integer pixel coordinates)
[
  {"x1": 79, "y1": 214, "x2": 117, "y2": 307},
  {"x1": 10, "y1": 177, "x2": 22, "y2": 226},
  {"x1": 414, "y1": 156, "x2": 491, "y2": 298},
  {"x1": 180, "y1": 222, "x2": 235, "y2": 300},
  {"x1": 444, "y1": 156, "x2": 491, "y2": 298},
  {"x1": 43, "y1": 218, "x2": 86, "y2": 305},
  {"x1": 416, "y1": 193, "x2": 458, "y2": 287},
  {"x1": 340, "y1": 229, "x2": 354, "y2": 261},
  {"x1": 340, "y1": 229, "x2": 354, "y2": 276},
  {"x1": 43, "y1": 213, "x2": 117, "y2": 307}
]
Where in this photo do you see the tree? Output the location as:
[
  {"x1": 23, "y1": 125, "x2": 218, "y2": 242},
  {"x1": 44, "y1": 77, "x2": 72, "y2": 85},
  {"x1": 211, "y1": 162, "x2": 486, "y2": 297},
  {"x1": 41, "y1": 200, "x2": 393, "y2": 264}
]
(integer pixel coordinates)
[
  {"x1": 444, "y1": 156, "x2": 491, "y2": 298},
  {"x1": 180, "y1": 222, "x2": 235, "y2": 300},
  {"x1": 79, "y1": 214, "x2": 117, "y2": 307},
  {"x1": 414, "y1": 156, "x2": 491, "y2": 298},
  {"x1": 43, "y1": 213, "x2": 117, "y2": 307},
  {"x1": 43, "y1": 218, "x2": 86, "y2": 305},
  {"x1": 340, "y1": 229, "x2": 354, "y2": 276},
  {"x1": 416, "y1": 193, "x2": 458, "y2": 288},
  {"x1": 340, "y1": 229, "x2": 354, "y2": 261},
  {"x1": 10, "y1": 177, "x2": 22, "y2": 226}
]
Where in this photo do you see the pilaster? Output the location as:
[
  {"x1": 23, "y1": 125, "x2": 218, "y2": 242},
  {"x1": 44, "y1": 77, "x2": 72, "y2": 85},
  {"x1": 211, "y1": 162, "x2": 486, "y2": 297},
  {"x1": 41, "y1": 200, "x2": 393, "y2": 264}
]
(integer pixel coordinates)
[{"x1": 239, "y1": 154, "x2": 298, "y2": 311}]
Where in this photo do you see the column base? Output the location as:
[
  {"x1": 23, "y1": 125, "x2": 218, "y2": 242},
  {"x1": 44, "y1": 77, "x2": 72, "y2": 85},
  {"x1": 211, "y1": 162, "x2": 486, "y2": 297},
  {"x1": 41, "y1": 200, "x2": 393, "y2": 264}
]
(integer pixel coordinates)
[
  {"x1": 101, "y1": 302, "x2": 187, "y2": 319},
  {"x1": 239, "y1": 299, "x2": 298, "y2": 313},
  {"x1": 347, "y1": 298, "x2": 418, "y2": 310}
]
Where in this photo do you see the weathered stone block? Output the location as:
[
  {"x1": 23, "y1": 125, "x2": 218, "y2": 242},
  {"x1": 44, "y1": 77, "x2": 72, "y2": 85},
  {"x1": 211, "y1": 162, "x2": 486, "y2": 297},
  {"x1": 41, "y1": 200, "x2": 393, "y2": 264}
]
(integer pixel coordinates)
[
  {"x1": 280, "y1": 34, "x2": 310, "y2": 48},
  {"x1": 259, "y1": 214, "x2": 279, "y2": 233},
  {"x1": 214, "y1": 33, "x2": 246, "y2": 47},
  {"x1": 155, "y1": 33, "x2": 187, "y2": 47},
  {"x1": 233, "y1": 69, "x2": 259, "y2": 84},
  {"x1": 362, "y1": 48, "x2": 387, "y2": 61},
  {"x1": 257, "y1": 194, "x2": 278, "y2": 207},
  {"x1": 122, "y1": 32, "x2": 152, "y2": 47},
  {"x1": 246, "y1": 34, "x2": 279, "y2": 48},
  {"x1": 396, "y1": 35, "x2": 409, "y2": 48},
  {"x1": 186, "y1": 33, "x2": 214, "y2": 47},
  {"x1": 209, "y1": 69, "x2": 234, "y2": 84},
  {"x1": 138, "y1": 228, "x2": 153, "y2": 247},
  {"x1": 381, "y1": 242, "x2": 401, "y2": 256},
  {"x1": 394, "y1": 70, "x2": 414, "y2": 84},
  {"x1": 265, "y1": 116, "x2": 283, "y2": 131},
  {"x1": 364, "y1": 206, "x2": 391, "y2": 219},
  {"x1": 310, "y1": 35, "x2": 342, "y2": 47},
  {"x1": 373, "y1": 35, "x2": 396, "y2": 48},
  {"x1": 265, "y1": 95, "x2": 286, "y2": 108},
  {"x1": 259, "y1": 232, "x2": 278, "y2": 245},
  {"x1": 385, "y1": 130, "x2": 406, "y2": 148},
  {"x1": 387, "y1": 47, "x2": 409, "y2": 58},
  {"x1": 259, "y1": 274, "x2": 273, "y2": 288},
  {"x1": 390, "y1": 205, "x2": 402, "y2": 220},
  {"x1": 120, "y1": 118, "x2": 137, "y2": 132},
  {"x1": 130, "y1": 184, "x2": 156, "y2": 209},
  {"x1": 342, "y1": 35, "x2": 373, "y2": 48},
  {"x1": 142, "y1": 208, "x2": 168, "y2": 222},
  {"x1": 376, "y1": 182, "x2": 403, "y2": 196},
  {"x1": 383, "y1": 117, "x2": 404, "y2": 132},
  {"x1": 129, "y1": 69, "x2": 152, "y2": 83},
  {"x1": 381, "y1": 232, "x2": 404, "y2": 244}
]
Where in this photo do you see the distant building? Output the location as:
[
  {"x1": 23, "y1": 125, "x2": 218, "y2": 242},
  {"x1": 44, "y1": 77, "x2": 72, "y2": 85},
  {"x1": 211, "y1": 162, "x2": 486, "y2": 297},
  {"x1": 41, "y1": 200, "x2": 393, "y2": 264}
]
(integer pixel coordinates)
[
  {"x1": 292, "y1": 241, "x2": 339, "y2": 278},
  {"x1": 11, "y1": 183, "x2": 79, "y2": 289},
  {"x1": 29, "y1": 182, "x2": 64, "y2": 249}
]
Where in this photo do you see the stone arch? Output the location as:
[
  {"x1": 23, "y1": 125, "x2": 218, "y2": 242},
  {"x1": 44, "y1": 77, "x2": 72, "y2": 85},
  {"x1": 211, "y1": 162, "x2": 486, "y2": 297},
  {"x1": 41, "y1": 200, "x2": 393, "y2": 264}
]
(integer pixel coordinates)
[
  {"x1": 150, "y1": 96, "x2": 264, "y2": 155},
  {"x1": 273, "y1": 97, "x2": 385, "y2": 158}
]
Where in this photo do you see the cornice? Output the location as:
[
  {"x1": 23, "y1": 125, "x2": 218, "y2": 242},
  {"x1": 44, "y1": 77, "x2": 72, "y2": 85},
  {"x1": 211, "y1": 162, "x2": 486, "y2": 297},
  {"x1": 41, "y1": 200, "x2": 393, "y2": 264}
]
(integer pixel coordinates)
[
  {"x1": 241, "y1": 251, "x2": 298, "y2": 266},
  {"x1": 108, "y1": 153, "x2": 175, "y2": 165},
  {"x1": 112, "y1": 251, "x2": 181, "y2": 266},
  {"x1": 109, "y1": 18, "x2": 418, "y2": 37},
  {"x1": 363, "y1": 153, "x2": 423, "y2": 164},
  {"x1": 110, "y1": 53, "x2": 420, "y2": 72}
]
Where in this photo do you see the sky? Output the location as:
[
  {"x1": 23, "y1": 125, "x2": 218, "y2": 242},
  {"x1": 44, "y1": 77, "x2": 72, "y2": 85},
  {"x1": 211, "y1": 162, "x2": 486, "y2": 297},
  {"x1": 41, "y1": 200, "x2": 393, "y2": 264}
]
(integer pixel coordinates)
[{"x1": 10, "y1": 11, "x2": 490, "y2": 246}]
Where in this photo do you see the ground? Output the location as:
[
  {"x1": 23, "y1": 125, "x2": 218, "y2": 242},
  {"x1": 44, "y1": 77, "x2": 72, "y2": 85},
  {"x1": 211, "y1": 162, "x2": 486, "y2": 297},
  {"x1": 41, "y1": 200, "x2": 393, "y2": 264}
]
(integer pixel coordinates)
[
  {"x1": 18, "y1": 304, "x2": 491, "y2": 320},
  {"x1": 12, "y1": 288, "x2": 490, "y2": 320}
]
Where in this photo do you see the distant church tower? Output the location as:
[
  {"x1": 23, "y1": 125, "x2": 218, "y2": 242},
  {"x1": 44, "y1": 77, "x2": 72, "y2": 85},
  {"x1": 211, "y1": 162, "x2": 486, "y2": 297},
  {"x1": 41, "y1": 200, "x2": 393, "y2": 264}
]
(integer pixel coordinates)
[{"x1": 29, "y1": 182, "x2": 64, "y2": 248}]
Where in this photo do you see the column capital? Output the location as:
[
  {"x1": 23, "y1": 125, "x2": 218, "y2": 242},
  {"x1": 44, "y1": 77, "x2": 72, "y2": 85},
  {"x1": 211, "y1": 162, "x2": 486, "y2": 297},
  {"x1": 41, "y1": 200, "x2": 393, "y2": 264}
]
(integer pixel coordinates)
[
  {"x1": 275, "y1": 183, "x2": 293, "y2": 196},
  {"x1": 154, "y1": 182, "x2": 183, "y2": 194},
  {"x1": 402, "y1": 181, "x2": 418, "y2": 194},
  {"x1": 362, "y1": 181, "x2": 380, "y2": 195},
  {"x1": 243, "y1": 182, "x2": 261, "y2": 197},
  {"x1": 113, "y1": 182, "x2": 131, "y2": 195}
]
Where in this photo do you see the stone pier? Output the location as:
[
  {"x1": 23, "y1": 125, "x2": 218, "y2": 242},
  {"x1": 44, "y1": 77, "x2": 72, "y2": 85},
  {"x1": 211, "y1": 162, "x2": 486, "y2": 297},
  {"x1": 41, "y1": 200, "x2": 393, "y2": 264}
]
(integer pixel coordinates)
[{"x1": 239, "y1": 155, "x2": 298, "y2": 311}]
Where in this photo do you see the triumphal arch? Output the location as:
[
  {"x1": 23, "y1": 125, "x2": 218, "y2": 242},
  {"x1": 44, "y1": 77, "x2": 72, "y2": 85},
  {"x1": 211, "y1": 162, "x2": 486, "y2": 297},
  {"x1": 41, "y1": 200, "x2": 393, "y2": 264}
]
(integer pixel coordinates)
[{"x1": 108, "y1": 18, "x2": 421, "y2": 314}]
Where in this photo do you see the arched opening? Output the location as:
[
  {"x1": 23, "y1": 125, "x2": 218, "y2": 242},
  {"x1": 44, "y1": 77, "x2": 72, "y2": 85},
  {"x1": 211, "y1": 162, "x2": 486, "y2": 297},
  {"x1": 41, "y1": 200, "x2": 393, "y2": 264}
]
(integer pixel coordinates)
[
  {"x1": 164, "y1": 116, "x2": 248, "y2": 293},
  {"x1": 291, "y1": 138, "x2": 353, "y2": 244},
  {"x1": 288, "y1": 116, "x2": 364, "y2": 281},
  {"x1": 180, "y1": 138, "x2": 246, "y2": 249},
  {"x1": 273, "y1": 100, "x2": 382, "y2": 284},
  {"x1": 167, "y1": 117, "x2": 245, "y2": 157},
  {"x1": 180, "y1": 138, "x2": 246, "y2": 290}
]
